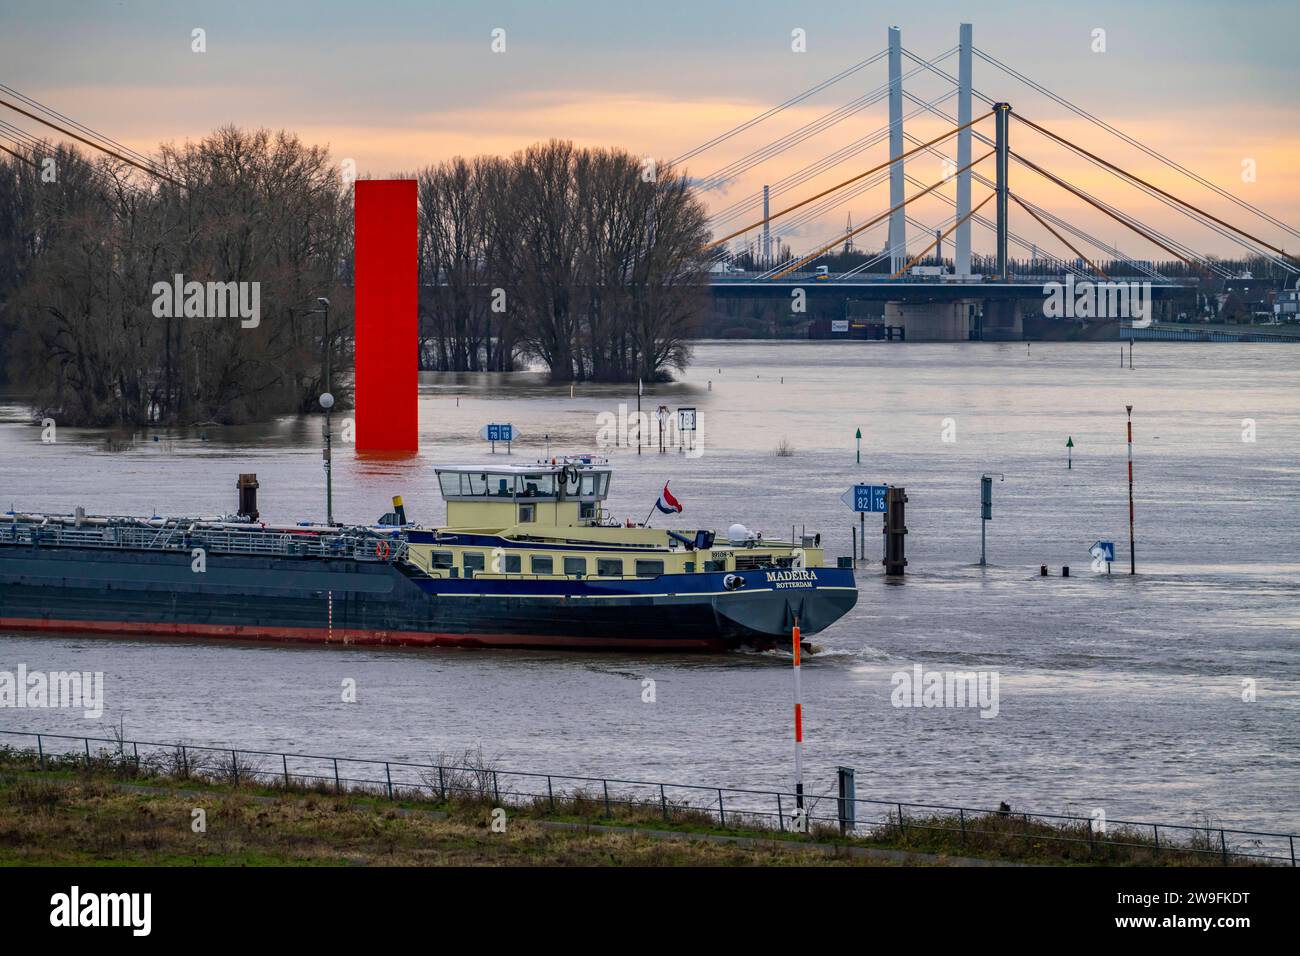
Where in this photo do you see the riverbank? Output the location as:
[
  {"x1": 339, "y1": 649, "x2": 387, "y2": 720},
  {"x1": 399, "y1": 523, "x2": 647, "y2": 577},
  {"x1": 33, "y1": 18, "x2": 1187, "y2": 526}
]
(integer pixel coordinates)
[{"x1": 0, "y1": 745, "x2": 1263, "y2": 866}]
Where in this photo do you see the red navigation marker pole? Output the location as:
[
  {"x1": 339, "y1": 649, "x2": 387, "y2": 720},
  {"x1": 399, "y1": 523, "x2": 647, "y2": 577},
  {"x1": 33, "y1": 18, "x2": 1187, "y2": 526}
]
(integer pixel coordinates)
[
  {"x1": 1126, "y1": 405, "x2": 1136, "y2": 575},
  {"x1": 792, "y1": 621, "x2": 805, "y2": 813}
]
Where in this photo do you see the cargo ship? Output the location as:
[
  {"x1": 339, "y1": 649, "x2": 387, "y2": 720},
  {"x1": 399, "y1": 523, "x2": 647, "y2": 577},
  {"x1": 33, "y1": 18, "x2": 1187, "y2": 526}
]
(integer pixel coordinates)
[{"x1": 0, "y1": 457, "x2": 857, "y2": 651}]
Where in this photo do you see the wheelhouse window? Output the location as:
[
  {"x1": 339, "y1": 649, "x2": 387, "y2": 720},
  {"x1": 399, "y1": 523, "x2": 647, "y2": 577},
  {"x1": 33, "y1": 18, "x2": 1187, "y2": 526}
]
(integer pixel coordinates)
[
  {"x1": 579, "y1": 472, "x2": 608, "y2": 498},
  {"x1": 518, "y1": 504, "x2": 536, "y2": 523},
  {"x1": 519, "y1": 473, "x2": 557, "y2": 498},
  {"x1": 530, "y1": 555, "x2": 553, "y2": 575},
  {"x1": 503, "y1": 554, "x2": 522, "y2": 574},
  {"x1": 596, "y1": 558, "x2": 623, "y2": 577},
  {"x1": 463, "y1": 553, "x2": 485, "y2": 576},
  {"x1": 563, "y1": 556, "x2": 587, "y2": 577},
  {"x1": 634, "y1": 559, "x2": 665, "y2": 577},
  {"x1": 429, "y1": 550, "x2": 454, "y2": 569},
  {"x1": 578, "y1": 502, "x2": 596, "y2": 520}
]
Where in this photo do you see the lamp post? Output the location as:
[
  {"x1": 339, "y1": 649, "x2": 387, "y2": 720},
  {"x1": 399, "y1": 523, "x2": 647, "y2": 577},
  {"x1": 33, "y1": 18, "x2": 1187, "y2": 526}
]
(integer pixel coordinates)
[{"x1": 304, "y1": 297, "x2": 333, "y2": 526}]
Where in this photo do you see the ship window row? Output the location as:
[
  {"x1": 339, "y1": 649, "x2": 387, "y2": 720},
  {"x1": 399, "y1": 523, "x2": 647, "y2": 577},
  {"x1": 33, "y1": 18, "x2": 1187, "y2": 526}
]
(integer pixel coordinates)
[
  {"x1": 438, "y1": 471, "x2": 610, "y2": 500},
  {"x1": 428, "y1": 550, "x2": 664, "y2": 579}
]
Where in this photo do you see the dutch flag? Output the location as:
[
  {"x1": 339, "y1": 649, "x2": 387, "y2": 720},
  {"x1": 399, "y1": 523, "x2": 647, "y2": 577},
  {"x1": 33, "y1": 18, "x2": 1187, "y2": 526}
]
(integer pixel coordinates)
[{"x1": 655, "y1": 482, "x2": 683, "y2": 515}]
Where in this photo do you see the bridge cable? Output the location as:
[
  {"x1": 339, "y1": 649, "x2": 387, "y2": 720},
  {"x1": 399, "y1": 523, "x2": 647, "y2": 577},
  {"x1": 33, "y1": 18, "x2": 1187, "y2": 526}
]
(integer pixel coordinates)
[
  {"x1": 693, "y1": 51, "x2": 953, "y2": 195},
  {"x1": 1014, "y1": 113, "x2": 1300, "y2": 267},
  {"x1": 895, "y1": 54, "x2": 1251, "y2": 276},
  {"x1": 973, "y1": 47, "x2": 1300, "y2": 243},
  {"x1": 890, "y1": 192, "x2": 995, "y2": 278},
  {"x1": 706, "y1": 111, "x2": 990, "y2": 251},
  {"x1": 0, "y1": 83, "x2": 167, "y2": 176},
  {"x1": 0, "y1": 96, "x2": 184, "y2": 187},
  {"x1": 893, "y1": 82, "x2": 1170, "y2": 277},
  {"x1": 1009, "y1": 193, "x2": 1109, "y2": 279},
  {"x1": 706, "y1": 88, "x2": 956, "y2": 227},
  {"x1": 771, "y1": 149, "x2": 995, "y2": 278},
  {"x1": 1014, "y1": 153, "x2": 1213, "y2": 277},
  {"x1": 673, "y1": 50, "x2": 887, "y2": 165}
]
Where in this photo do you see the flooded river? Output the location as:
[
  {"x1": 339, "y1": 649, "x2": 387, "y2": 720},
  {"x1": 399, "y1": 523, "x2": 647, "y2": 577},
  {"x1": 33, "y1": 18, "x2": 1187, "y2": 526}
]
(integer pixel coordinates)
[{"x1": 1, "y1": 340, "x2": 1297, "y2": 833}]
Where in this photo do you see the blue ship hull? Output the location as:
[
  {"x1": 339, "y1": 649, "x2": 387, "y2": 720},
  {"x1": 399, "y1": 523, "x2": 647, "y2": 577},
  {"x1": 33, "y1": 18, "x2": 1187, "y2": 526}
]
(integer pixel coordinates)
[{"x1": 0, "y1": 543, "x2": 858, "y2": 651}]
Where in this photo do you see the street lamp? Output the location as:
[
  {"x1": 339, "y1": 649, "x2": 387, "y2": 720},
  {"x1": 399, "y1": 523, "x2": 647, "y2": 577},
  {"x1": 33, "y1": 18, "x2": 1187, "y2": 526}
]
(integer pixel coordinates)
[{"x1": 303, "y1": 297, "x2": 333, "y2": 526}]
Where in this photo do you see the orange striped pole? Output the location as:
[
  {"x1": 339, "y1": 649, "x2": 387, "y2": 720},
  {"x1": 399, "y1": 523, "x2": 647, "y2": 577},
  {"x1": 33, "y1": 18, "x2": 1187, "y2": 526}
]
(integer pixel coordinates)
[{"x1": 792, "y1": 620, "x2": 804, "y2": 811}]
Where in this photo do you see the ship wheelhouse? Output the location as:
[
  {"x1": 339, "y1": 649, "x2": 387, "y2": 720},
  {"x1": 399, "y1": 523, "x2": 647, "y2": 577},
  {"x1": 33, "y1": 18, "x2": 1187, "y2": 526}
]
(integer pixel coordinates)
[
  {"x1": 435, "y1": 457, "x2": 612, "y2": 531},
  {"x1": 401, "y1": 455, "x2": 828, "y2": 585}
]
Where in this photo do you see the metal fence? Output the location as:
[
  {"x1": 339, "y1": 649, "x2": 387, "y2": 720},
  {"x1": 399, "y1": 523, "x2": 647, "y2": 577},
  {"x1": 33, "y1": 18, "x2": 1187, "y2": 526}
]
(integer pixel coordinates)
[{"x1": 1, "y1": 728, "x2": 1294, "y2": 866}]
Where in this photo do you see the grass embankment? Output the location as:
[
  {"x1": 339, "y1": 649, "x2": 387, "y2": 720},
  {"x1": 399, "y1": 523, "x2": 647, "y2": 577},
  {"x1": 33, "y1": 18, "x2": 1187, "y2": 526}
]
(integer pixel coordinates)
[{"x1": 0, "y1": 745, "x2": 1251, "y2": 866}]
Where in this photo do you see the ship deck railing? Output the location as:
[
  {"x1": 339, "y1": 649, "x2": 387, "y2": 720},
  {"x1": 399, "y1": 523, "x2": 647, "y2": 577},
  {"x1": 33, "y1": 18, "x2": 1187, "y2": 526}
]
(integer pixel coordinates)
[{"x1": 0, "y1": 519, "x2": 407, "y2": 564}]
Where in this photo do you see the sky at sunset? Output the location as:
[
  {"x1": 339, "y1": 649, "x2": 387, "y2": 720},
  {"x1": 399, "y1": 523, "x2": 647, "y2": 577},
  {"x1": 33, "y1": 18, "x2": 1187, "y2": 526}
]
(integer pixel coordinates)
[{"x1": 2, "y1": 0, "x2": 1297, "y2": 262}]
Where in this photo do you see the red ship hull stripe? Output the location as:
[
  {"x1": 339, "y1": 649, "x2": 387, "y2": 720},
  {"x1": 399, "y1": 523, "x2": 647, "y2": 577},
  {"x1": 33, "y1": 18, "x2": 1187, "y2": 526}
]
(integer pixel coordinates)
[{"x1": 0, "y1": 617, "x2": 722, "y2": 650}]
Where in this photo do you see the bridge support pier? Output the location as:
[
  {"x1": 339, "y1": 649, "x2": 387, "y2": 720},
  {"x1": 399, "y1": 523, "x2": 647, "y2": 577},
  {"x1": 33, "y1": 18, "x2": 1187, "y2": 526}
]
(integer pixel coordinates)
[
  {"x1": 885, "y1": 299, "x2": 982, "y2": 341},
  {"x1": 981, "y1": 299, "x2": 1023, "y2": 341}
]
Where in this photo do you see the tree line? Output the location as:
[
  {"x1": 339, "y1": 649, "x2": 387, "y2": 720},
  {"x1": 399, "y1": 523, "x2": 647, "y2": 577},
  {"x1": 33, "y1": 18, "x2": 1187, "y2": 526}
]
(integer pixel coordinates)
[
  {"x1": 0, "y1": 131, "x2": 709, "y2": 426},
  {"x1": 0, "y1": 129, "x2": 352, "y2": 426},
  {"x1": 415, "y1": 140, "x2": 709, "y2": 381}
]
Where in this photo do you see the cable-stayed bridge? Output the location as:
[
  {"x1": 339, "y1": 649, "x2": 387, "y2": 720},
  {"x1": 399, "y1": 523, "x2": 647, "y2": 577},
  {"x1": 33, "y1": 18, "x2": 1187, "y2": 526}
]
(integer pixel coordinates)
[
  {"x1": 681, "y1": 24, "x2": 1297, "y2": 338},
  {"x1": 2, "y1": 25, "x2": 1295, "y2": 341}
]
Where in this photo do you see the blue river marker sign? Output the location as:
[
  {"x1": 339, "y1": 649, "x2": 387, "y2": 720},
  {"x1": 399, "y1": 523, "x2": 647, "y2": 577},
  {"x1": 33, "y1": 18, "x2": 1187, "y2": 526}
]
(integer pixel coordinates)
[{"x1": 840, "y1": 483, "x2": 888, "y2": 513}]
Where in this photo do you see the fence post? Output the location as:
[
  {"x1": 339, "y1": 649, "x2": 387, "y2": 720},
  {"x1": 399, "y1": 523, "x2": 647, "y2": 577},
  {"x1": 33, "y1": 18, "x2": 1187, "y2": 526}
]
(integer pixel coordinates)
[
  {"x1": 959, "y1": 808, "x2": 966, "y2": 843},
  {"x1": 438, "y1": 766, "x2": 446, "y2": 802},
  {"x1": 660, "y1": 784, "x2": 668, "y2": 821},
  {"x1": 83, "y1": 737, "x2": 90, "y2": 768},
  {"x1": 897, "y1": 803, "x2": 906, "y2": 837},
  {"x1": 1220, "y1": 829, "x2": 1228, "y2": 866},
  {"x1": 36, "y1": 734, "x2": 44, "y2": 771},
  {"x1": 603, "y1": 779, "x2": 611, "y2": 818},
  {"x1": 181, "y1": 745, "x2": 188, "y2": 778},
  {"x1": 718, "y1": 789, "x2": 726, "y2": 827},
  {"x1": 547, "y1": 776, "x2": 555, "y2": 813},
  {"x1": 231, "y1": 750, "x2": 239, "y2": 786},
  {"x1": 385, "y1": 763, "x2": 393, "y2": 800},
  {"x1": 1152, "y1": 824, "x2": 1159, "y2": 853},
  {"x1": 283, "y1": 753, "x2": 290, "y2": 788},
  {"x1": 1086, "y1": 817, "x2": 1094, "y2": 856},
  {"x1": 1290, "y1": 835, "x2": 1295, "y2": 868},
  {"x1": 333, "y1": 758, "x2": 341, "y2": 793},
  {"x1": 133, "y1": 741, "x2": 139, "y2": 770},
  {"x1": 777, "y1": 793, "x2": 785, "y2": 832},
  {"x1": 493, "y1": 771, "x2": 500, "y2": 804}
]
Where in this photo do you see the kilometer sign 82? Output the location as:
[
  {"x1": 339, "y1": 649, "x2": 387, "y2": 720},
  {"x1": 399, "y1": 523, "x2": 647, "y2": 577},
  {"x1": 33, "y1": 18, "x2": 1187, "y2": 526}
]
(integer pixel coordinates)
[{"x1": 840, "y1": 483, "x2": 888, "y2": 513}]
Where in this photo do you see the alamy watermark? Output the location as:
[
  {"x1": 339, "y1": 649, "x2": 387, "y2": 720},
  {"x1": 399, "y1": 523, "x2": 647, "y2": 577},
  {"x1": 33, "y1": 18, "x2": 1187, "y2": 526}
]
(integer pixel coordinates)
[
  {"x1": 151, "y1": 274, "x2": 260, "y2": 328},
  {"x1": 0, "y1": 664, "x2": 104, "y2": 718},
  {"x1": 890, "y1": 664, "x2": 1000, "y2": 718},
  {"x1": 596, "y1": 403, "x2": 703, "y2": 458},
  {"x1": 1042, "y1": 275, "x2": 1151, "y2": 328}
]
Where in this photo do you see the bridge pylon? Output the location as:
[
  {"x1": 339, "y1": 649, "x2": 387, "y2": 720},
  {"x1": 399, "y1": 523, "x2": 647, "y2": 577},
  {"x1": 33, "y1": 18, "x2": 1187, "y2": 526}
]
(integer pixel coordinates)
[{"x1": 993, "y1": 102, "x2": 1012, "y2": 280}]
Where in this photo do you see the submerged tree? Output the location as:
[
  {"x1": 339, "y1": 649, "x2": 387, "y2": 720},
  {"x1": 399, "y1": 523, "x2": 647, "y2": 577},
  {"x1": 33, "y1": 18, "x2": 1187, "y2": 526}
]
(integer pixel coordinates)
[
  {"x1": 0, "y1": 129, "x2": 351, "y2": 426},
  {"x1": 414, "y1": 140, "x2": 710, "y2": 381}
]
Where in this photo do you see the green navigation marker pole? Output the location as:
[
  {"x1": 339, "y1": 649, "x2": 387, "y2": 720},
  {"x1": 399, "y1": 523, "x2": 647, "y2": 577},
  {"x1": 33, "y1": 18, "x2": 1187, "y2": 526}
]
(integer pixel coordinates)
[
  {"x1": 1066, "y1": 436, "x2": 1074, "y2": 470},
  {"x1": 855, "y1": 427, "x2": 862, "y2": 464}
]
